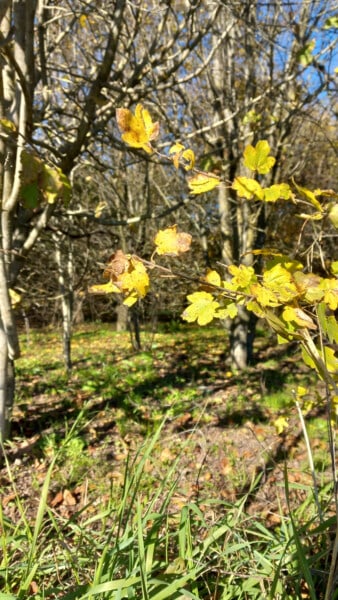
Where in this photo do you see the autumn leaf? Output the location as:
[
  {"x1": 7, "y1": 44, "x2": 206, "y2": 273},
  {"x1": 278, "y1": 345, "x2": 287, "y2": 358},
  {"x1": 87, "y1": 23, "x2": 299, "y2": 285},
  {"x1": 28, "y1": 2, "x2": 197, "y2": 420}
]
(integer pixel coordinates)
[
  {"x1": 169, "y1": 143, "x2": 185, "y2": 169},
  {"x1": 182, "y1": 291, "x2": 224, "y2": 325},
  {"x1": 169, "y1": 144, "x2": 195, "y2": 170},
  {"x1": 243, "y1": 140, "x2": 276, "y2": 174},
  {"x1": 273, "y1": 415, "x2": 289, "y2": 435},
  {"x1": 104, "y1": 249, "x2": 130, "y2": 280},
  {"x1": 154, "y1": 225, "x2": 192, "y2": 256},
  {"x1": 116, "y1": 104, "x2": 159, "y2": 154},
  {"x1": 204, "y1": 269, "x2": 222, "y2": 288},
  {"x1": 187, "y1": 172, "x2": 220, "y2": 194},
  {"x1": 89, "y1": 281, "x2": 121, "y2": 294},
  {"x1": 119, "y1": 258, "x2": 149, "y2": 298},
  {"x1": 319, "y1": 278, "x2": 338, "y2": 310},
  {"x1": 293, "y1": 271, "x2": 324, "y2": 303},
  {"x1": 282, "y1": 306, "x2": 317, "y2": 329},
  {"x1": 250, "y1": 283, "x2": 280, "y2": 307},
  {"x1": 328, "y1": 203, "x2": 338, "y2": 229},
  {"x1": 232, "y1": 177, "x2": 264, "y2": 200},
  {"x1": 302, "y1": 345, "x2": 338, "y2": 376},
  {"x1": 263, "y1": 183, "x2": 292, "y2": 202},
  {"x1": 228, "y1": 264, "x2": 256, "y2": 289},
  {"x1": 262, "y1": 264, "x2": 298, "y2": 302},
  {"x1": 317, "y1": 302, "x2": 338, "y2": 344},
  {"x1": 292, "y1": 179, "x2": 323, "y2": 212}
]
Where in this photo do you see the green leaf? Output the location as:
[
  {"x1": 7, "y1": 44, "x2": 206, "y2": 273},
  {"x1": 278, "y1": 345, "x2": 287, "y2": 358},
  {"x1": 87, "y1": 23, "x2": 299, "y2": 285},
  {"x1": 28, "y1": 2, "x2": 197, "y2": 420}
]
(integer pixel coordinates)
[
  {"x1": 317, "y1": 302, "x2": 338, "y2": 344},
  {"x1": 302, "y1": 345, "x2": 337, "y2": 376},
  {"x1": 296, "y1": 40, "x2": 315, "y2": 66},
  {"x1": 324, "y1": 16, "x2": 338, "y2": 29},
  {"x1": 41, "y1": 164, "x2": 71, "y2": 204},
  {"x1": 243, "y1": 140, "x2": 276, "y2": 174},
  {"x1": 21, "y1": 181, "x2": 39, "y2": 208},
  {"x1": 328, "y1": 203, "x2": 338, "y2": 229}
]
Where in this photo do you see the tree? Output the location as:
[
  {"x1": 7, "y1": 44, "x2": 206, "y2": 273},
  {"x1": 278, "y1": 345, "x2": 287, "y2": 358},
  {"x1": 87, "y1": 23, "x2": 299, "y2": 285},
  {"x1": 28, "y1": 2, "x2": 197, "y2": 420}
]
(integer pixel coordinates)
[
  {"x1": 0, "y1": 0, "x2": 221, "y2": 440},
  {"x1": 166, "y1": 0, "x2": 337, "y2": 368}
]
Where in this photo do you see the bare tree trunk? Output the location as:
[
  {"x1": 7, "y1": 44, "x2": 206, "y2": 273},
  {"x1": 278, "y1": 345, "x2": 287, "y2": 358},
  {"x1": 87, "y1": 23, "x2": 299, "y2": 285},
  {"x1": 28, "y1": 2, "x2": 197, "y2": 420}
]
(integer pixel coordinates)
[
  {"x1": 116, "y1": 302, "x2": 128, "y2": 331},
  {"x1": 54, "y1": 232, "x2": 73, "y2": 372}
]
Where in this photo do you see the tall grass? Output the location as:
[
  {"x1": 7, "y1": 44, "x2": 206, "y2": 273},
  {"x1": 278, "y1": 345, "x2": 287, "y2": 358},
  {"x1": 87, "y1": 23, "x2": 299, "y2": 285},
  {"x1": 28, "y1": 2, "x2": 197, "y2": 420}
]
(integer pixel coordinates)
[{"x1": 0, "y1": 416, "x2": 335, "y2": 599}]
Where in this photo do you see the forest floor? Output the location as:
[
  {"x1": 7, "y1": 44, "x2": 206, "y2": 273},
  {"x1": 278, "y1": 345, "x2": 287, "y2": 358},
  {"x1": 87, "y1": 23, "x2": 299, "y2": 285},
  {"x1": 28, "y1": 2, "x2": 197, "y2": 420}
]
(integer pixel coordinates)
[{"x1": 1, "y1": 323, "x2": 333, "y2": 530}]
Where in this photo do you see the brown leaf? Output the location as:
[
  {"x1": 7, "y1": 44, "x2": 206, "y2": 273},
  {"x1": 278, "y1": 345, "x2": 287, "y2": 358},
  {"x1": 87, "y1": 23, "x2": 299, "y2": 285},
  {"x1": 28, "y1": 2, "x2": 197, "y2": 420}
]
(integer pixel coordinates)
[
  {"x1": 104, "y1": 249, "x2": 130, "y2": 280},
  {"x1": 63, "y1": 489, "x2": 77, "y2": 506}
]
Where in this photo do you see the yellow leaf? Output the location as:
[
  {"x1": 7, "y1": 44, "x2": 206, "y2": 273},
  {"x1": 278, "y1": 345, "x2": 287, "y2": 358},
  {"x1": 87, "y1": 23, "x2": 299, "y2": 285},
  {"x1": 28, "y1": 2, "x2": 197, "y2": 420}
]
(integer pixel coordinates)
[
  {"x1": 89, "y1": 281, "x2": 121, "y2": 294},
  {"x1": 221, "y1": 302, "x2": 238, "y2": 319},
  {"x1": 79, "y1": 14, "x2": 87, "y2": 27},
  {"x1": 0, "y1": 118, "x2": 17, "y2": 133},
  {"x1": 263, "y1": 183, "x2": 292, "y2": 202},
  {"x1": 250, "y1": 283, "x2": 280, "y2": 307},
  {"x1": 328, "y1": 203, "x2": 338, "y2": 229},
  {"x1": 232, "y1": 177, "x2": 264, "y2": 200},
  {"x1": 204, "y1": 269, "x2": 222, "y2": 288},
  {"x1": 282, "y1": 306, "x2": 317, "y2": 329},
  {"x1": 182, "y1": 291, "x2": 222, "y2": 326},
  {"x1": 320, "y1": 278, "x2": 338, "y2": 310},
  {"x1": 243, "y1": 140, "x2": 276, "y2": 174},
  {"x1": 169, "y1": 143, "x2": 185, "y2": 169},
  {"x1": 187, "y1": 173, "x2": 220, "y2": 195},
  {"x1": 123, "y1": 292, "x2": 138, "y2": 307},
  {"x1": 263, "y1": 264, "x2": 298, "y2": 302},
  {"x1": 182, "y1": 148, "x2": 195, "y2": 171},
  {"x1": 228, "y1": 264, "x2": 256, "y2": 289},
  {"x1": 154, "y1": 225, "x2": 192, "y2": 256},
  {"x1": 274, "y1": 415, "x2": 289, "y2": 435},
  {"x1": 169, "y1": 144, "x2": 195, "y2": 170},
  {"x1": 119, "y1": 258, "x2": 149, "y2": 298},
  {"x1": 292, "y1": 180, "x2": 323, "y2": 212},
  {"x1": 116, "y1": 104, "x2": 159, "y2": 154},
  {"x1": 10, "y1": 289, "x2": 21, "y2": 307}
]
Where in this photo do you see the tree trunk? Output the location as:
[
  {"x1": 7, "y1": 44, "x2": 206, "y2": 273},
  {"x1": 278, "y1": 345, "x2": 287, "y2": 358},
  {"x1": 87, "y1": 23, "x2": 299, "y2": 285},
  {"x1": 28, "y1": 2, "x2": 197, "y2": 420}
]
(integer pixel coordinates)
[
  {"x1": 229, "y1": 308, "x2": 257, "y2": 370},
  {"x1": 54, "y1": 232, "x2": 73, "y2": 372},
  {"x1": 116, "y1": 302, "x2": 128, "y2": 332}
]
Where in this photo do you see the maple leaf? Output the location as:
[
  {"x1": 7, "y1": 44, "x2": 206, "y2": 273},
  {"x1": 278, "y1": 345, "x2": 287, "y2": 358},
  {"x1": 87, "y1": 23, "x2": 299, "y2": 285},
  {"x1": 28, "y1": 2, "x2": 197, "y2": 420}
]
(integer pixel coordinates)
[
  {"x1": 250, "y1": 283, "x2": 280, "y2": 307},
  {"x1": 243, "y1": 140, "x2": 276, "y2": 174},
  {"x1": 182, "y1": 291, "x2": 223, "y2": 326},
  {"x1": 119, "y1": 258, "x2": 149, "y2": 298},
  {"x1": 116, "y1": 104, "x2": 159, "y2": 154},
  {"x1": 263, "y1": 183, "x2": 292, "y2": 202},
  {"x1": 187, "y1": 172, "x2": 220, "y2": 194},
  {"x1": 104, "y1": 249, "x2": 130, "y2": 280},
  {"x1": 263, "y1": 264, "x2": 298, "y2": 302},
  {"x1": 232, "y1": 177, "x2": 264, "y2": 200},
  {"x1": 228, "y1": 264, "x2": 256, "y2": 289},
  {"x1": 154, "y1": 225, "x2": 192, "y2": 256},
  {"x1": 293, "y1": 271, "x2": 324, "y2": 303}
]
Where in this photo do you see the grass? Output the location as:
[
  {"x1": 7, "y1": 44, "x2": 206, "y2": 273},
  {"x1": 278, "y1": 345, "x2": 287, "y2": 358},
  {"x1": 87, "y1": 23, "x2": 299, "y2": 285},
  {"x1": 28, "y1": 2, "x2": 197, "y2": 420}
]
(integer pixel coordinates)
[{"x1": 0, "y1": 323, "x2": 336, "y2": 598}]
